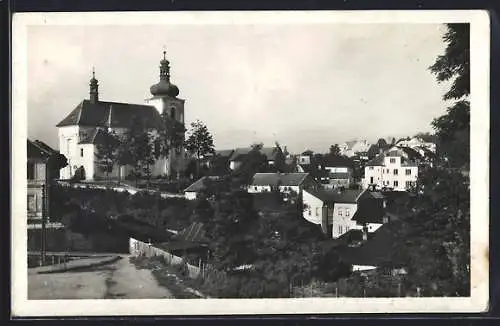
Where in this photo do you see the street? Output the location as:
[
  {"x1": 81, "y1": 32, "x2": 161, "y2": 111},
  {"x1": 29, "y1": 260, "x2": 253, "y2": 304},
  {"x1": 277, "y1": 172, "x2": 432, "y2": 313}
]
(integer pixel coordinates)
[{"x1": 28, "y1": 255, "x2": 174, "y2": 300}]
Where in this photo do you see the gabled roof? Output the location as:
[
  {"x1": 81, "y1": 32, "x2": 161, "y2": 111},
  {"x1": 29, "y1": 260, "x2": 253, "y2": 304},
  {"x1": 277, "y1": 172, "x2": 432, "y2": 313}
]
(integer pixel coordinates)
[
  {"x1": 184, "y1": 176, "x2": 222, "y2": 192},
  {"x1": 365, "y1": 153, "x2": 385, "y2": 166},
  {"x1": 352, "y1": 191, "x2": 410, "y2": 224},
  {"x1": 56, "y1": 99, "x2": 164, "y2": 130},
  {"x1": 27, "y1": 139, "x2": 57, "y2": 161},
  {"x1": 305, "y1": 188, "x2": 365, "y2": 204},
  {"x1": 338, "y1": 222, "x2": 403, "y2": 267},
  {"x1": 172, "y1": 222, "x2": 208, "y2": 244},
  {"x1": 230, "y1": 146, "x2": 282, "y2": 162},
  {"x1": 215, "y1": 149, "x2": 234, "y2": 158},
  {"x1": 251, "y1": 172, "x2": 309, "y2": 187}
]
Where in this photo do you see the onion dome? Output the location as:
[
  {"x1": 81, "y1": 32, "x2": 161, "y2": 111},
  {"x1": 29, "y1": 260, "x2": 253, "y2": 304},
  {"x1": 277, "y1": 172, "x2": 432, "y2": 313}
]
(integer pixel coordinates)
[{"x1": 150, "y1": 50, "x2": 180, "y2": 97}]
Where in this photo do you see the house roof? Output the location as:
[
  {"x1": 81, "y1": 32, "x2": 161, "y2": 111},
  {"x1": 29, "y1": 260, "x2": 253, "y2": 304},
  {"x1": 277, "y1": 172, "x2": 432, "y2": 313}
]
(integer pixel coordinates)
[
  {"x1": 250, "y1": 172, "x2": 309, "y2": 187},
  {"x1": 230, "y1": 146, "x2": 282, "y2": 162},
  {"x1": 56, "y1": 99, "x2": 164, "y2": 129},
  {"x1": 172, "y1": 222, "x2": 208, "y2": 244},
  {"x1": 365, "y1": 153, "x2": 385, "y2": 166},
  {"x1": 338, "y1": 222, "x2": 402, "y2": 267},
  {"x1": 352, "y1": 191, "x2": 410, "y2": 224},
  {"x1": 215, "y1": 149, "x2": 235, "y2": 158},
  {"x1": 322, "y1": 156, "x2": 353, "y2": 168},
  {"x1": 27, "y1": 139, "x2": 57, "y2": 161},
  {"x1": 184, "y1": 176, "x2": 222, "y2": 192},
  {"x1": 305, "y1": 188, "x2": 365, "y2": 204},
  {"x1": 329, "y1": 172, "x2": 351, "y2": 180}
]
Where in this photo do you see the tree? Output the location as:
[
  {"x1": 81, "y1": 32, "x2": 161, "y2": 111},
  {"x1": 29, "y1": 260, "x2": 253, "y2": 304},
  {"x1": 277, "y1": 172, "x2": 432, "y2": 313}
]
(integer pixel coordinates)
[
  {"x1": 429, "y1": 23, "x2": 470, "y2": 169},
  {"x1": 184, "y1": 120, "x2": 215, "y2": 178},
  {"x1": 329, "y1": 144, "x2": 341, "y2": 157},
  {"x1": 121, "y1": 115, "x2": 159, "y2": 187},
  {"x1": 95, "y1": 128, "x2": 121, "y2": 184}
]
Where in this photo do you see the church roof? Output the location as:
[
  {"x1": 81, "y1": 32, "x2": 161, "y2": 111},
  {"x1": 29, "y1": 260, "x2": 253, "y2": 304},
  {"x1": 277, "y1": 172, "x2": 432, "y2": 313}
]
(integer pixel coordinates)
[{"x1": 56, "y1": 99, "x2": 164, "y2": 129}]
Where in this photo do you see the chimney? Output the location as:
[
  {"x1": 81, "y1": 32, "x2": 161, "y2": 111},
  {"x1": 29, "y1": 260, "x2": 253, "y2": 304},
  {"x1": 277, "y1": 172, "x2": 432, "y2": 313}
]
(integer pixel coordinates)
[
  {"x1": 362, "y1": 225, "x2": 368, "y2": 241},
  {"x1": 321, "y1": 205, "x2": 329, "y2": 235}
]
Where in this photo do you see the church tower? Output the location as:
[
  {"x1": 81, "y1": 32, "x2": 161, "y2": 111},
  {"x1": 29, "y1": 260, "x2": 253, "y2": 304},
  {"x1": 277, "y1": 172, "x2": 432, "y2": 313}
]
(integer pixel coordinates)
[
  {"x1": 145, "y1": 50, "x2": 187, "y2": 179},
  {"x1": 89, "y1": 67, "x2": 99, "y2": 103}
]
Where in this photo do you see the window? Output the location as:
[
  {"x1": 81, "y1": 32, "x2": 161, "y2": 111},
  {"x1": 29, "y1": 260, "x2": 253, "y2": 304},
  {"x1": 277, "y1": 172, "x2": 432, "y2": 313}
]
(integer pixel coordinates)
[
  {"x1": 405, "y1": 169, "x2": 411, "y2": 175},
  {"x1": 308, "y1": 209, "x2": 312, "y2": 216},
  {"x1": 370, "y1": 177, "x2": 374, "y2": 184},
  {"x1": 80, "y1": 148, "x2": 84, "y2": 157},
  {"x1": 315, "y1": 207, "x2": 320, "y2": 217},
  {"x1": 27, "y1": 162, "x2": 35, "y2": 180},
  {"x1": 254, "y1": 186, "x2": 257, "y2": 191},
  {"x1": 393, "y1": 169, "x2": 398, "y2": 175},
  {"x1": 346, "y1": 210, "x2": 350, "y2": 217},
  {"x1": 405, "y1": 181, "x2": 413, "y2": 188},
  {"x1": 390, "y1": 158, "x2": 396, "y2": 163},
  {"x1": 338, "y1": 209, "x2": 342, "y2": 216},
  {"x1": 394, "y1": 180, "x2": 399, "y2": 187},
  {"x1": 27, "y1": 194, "x2": 36, "y2": 212},
  {"x1": 369, "y1": 166, "x2": 374, "y2": 170},
  {"x1": 338, "y1": 226, "x2": 342, "y2": 234},
  {"x1": 386, "y1": 169, "x2": 390, "y2": 173}
]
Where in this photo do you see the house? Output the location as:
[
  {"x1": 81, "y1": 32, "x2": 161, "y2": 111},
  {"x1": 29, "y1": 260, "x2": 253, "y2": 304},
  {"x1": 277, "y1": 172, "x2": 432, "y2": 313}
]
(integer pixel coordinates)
[
  {"x1": 338, "y1": 221, "x2": 406, "y2": 273},
  {"x1": 397, "y1": 136, "x2": 436, "y2": 153},
  {"x1": 363, "y1": 146, "x2": 420, "y2": 191},
  {"x1": 302, "y1": 188, "x2": 366, "y2": 238},
  {"x1": 321, "y1": 156, "x2": 354, "y2": 190},
  {"x1": 184, "y1": 176, "x2": 224, "y2": 200},
  {"x1": 27, "y1": 139, "x2": 55, "y2": 223},
  {"x1": 229, "y1": 145, "x2": 285, "y2": 170},
  {"x1": 339, "y1": 140, "x2": 371, "y2": 157},
  {"x1": 56, "y1": 51, "x2": 187, "y2": 181},
  {"x1": 247, "y1": 172, "x2": 316, "y2": 195}
]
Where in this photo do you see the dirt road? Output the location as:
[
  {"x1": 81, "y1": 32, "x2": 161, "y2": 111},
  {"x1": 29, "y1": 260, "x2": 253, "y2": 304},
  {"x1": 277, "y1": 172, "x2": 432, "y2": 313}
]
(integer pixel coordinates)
[{"x1": 28, "y1": 256, "x2": 173, "y2": 300}]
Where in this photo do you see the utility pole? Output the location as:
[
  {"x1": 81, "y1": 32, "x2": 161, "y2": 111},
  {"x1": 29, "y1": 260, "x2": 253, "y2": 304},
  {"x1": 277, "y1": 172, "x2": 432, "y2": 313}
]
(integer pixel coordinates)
[{"x1": 41, "y1": 183, "x2": 47, "y2": 265}]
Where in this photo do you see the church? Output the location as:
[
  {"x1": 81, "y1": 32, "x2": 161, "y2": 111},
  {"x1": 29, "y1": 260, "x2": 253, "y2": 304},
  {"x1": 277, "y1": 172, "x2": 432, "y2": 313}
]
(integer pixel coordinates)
[{"x1": 56, "y1": 51, "x2": 187, "y2": 181}]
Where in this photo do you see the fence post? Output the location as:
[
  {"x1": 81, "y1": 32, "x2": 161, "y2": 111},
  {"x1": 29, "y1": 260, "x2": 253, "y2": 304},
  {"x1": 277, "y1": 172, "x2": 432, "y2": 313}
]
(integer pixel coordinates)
[{"x1": 335, "y1": 286, "x2": 338, "y2": 298}]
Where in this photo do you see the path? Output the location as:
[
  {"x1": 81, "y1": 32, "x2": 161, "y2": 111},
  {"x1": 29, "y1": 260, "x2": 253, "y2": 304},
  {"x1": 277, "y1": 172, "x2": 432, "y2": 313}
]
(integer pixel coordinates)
[{"x1": 28, "y1": 255, "x2": 173, "y2": 300}]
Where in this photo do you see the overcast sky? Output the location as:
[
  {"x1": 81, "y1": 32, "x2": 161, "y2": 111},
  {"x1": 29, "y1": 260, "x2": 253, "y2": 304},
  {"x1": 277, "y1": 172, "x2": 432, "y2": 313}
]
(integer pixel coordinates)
[{"x1": 27, "y1": 23, "x2": 450, "y2": 153}]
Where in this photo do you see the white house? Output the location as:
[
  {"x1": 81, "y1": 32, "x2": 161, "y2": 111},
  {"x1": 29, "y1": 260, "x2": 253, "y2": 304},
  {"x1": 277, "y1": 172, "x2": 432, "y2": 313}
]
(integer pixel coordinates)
[
  {"x1": 56, "y1": 52, "x2": 186, "y2": 181},
  {"x1": 302, "y1": 188, "x2": 366, "y2": 238},
  {"x1": 363, "y1": 146, "x2": 420, "y2": 191},
  {"x1": 247, "y1": 172, "x2": 315, "y2": 195},
  {"x1": 183, "y1": 176, "x2": 223, "y2": 200}
]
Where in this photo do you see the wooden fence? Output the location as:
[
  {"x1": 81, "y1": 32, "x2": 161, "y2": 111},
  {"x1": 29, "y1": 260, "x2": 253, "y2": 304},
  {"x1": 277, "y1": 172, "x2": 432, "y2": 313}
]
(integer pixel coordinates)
[{"x1": 129, "y1": 238, "x2": 201, "y2": 279}]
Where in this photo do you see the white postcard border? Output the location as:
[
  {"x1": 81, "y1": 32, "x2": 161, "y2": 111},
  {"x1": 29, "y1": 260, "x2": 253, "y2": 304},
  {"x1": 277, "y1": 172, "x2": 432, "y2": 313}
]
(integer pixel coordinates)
[{"x1": 11, "y1": 10, "x2": 490, "y2": 316}]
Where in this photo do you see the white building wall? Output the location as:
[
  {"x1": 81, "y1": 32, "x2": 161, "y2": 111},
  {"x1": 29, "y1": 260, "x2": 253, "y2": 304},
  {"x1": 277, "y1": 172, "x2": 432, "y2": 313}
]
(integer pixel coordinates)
[
  {"x1": 302, "y1": 190, "x2": 323, "y2": 225},
  {"x1": 325, "y1": 167, "x2": 349, "y2": 173},
  {"x1": 363, "y1": 165, "x2": 383, "y2": 189},
  {"x1": 331, "y1": 203, "x2": 358, "y2": 238},
  {"x1": 58, "y1": 126, "x2": 81, "y2": 180},
  {"x1": 185, "y1": 191, "x2": 197, "y2": 200}
]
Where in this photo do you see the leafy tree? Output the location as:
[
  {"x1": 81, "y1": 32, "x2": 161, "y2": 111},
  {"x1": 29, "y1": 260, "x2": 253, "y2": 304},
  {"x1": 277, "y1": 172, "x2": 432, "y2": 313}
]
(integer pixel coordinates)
[
  {"x1": 156, "y1": 111, "x2": 187, "y2": 179},
  {"x1": 184, "y1": 120, "x2": 215, "y2": 178},
  {"x1": 329, "y1": 144, "x2": 341, "y2": 157},
  {"x1": 95, "y1": 128, "x2": 121, "y2": 183},
  {"x1": 429, "y1": 23, "x2": 470, "y2": 169},
  {"x1": 121, "y1": 115, "x2": 159, "y2": 187}
]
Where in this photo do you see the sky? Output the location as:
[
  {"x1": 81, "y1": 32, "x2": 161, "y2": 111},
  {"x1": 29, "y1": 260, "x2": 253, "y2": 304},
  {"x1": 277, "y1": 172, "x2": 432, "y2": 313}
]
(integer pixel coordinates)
[{"x1": 27, "y1": 23, "x2": 450, "y2": 154}]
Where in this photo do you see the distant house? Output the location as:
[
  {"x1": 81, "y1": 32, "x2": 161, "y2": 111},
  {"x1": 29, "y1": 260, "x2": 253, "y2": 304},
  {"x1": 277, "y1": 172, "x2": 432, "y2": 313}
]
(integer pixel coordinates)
[
  {"x1": 247, "y1": 172, "x2": 316, "y2": 195},
  {"x1": 229, "y1": 146, "x2": 285, "y2": 170},
  {"x1": 397, "y1": 137, "x2": 436, "y2": 153},
  {"x1": 302, "y1": 188, "x2": 366, "y2": 237},
  {"x1": 321, "y1": 156, "x2": 354, "y2": 190},
  {"x1": 363, "y1": 146, "x2": 420, "y2": 191},
  {"x1": 339, "y1": 140, "x2": 371, "y2": 158},
  {"x1": 184, "y1": 176, "x2": 224, "y2": 200}
]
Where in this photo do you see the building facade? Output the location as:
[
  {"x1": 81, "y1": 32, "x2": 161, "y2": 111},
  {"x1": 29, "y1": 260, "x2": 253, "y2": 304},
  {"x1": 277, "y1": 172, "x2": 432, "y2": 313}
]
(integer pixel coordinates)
[
  {"x1": 363, "y1": 146, "x2": 419, "y2": 191},
  {"x1": 56, "y1": 51, "x2": 186, "y2": 181}
]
